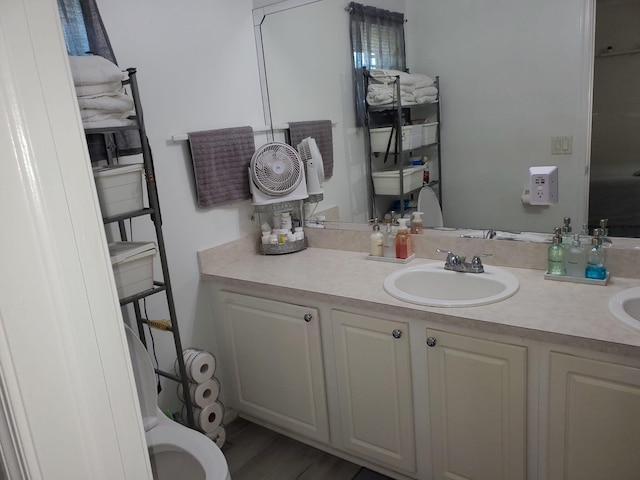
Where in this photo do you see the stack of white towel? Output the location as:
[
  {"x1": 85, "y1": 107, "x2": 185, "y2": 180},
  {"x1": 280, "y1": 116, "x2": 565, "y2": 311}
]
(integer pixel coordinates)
[
  {"x1": 68, "y1": 55, "x2": 136, "y2": 129},
  {"x1": 367, "y1": 69, "x2": 438, "y2": 107}
]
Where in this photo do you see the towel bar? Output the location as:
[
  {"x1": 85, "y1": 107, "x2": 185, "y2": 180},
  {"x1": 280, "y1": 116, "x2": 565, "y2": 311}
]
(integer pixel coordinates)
[{"x1": 170, "y1": 122, "x2": 337, "y2": 142}]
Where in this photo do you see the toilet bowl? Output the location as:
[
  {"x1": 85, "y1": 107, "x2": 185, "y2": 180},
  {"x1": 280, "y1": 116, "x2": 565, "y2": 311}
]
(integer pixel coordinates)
[
  {"x1": 417, "y1": 186, "x2": 443, "y2": 227},
  {"x1": 124, "y1": 325, "x2": 231, "y2": 480}
]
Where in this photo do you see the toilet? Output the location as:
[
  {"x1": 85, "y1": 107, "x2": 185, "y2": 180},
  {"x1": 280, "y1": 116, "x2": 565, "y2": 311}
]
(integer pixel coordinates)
[
  {"x1": 124, "y1": 325, "x2": 231, "y2": 480},
  {"x1": 417, "y1": 186, "x2": 443, "y2": 227}
]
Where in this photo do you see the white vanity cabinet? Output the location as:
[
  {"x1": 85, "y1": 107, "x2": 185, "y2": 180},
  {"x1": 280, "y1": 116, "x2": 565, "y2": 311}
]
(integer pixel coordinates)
[
  {"x1": 425, "y1": 329, "x2": 527, "y2": 480},
  {"x1": 331, "y1": 310, "x2": 416, "y2": 473},
  {"x1": 548, "y1": 351, "x2": 640, "y2": 480},
  {"x1": 220, "y1": 291, "x2": 329, "y2": 443}
]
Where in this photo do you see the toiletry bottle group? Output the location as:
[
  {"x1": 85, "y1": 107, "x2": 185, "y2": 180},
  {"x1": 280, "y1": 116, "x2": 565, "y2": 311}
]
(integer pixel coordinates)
[{"x1": 547, "y1": 220, "x2": 608, "y2": 280}]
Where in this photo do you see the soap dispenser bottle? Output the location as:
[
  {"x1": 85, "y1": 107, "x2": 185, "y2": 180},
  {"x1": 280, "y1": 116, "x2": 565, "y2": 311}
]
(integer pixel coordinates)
[
  {"x1": 547, "y1": 227, "x2": 566, "y2": 276},
  {"x1": 561, "y1": 217, "x2": 573, "y2": 245},
  {"x1": 565, "y1": 233, "x2": 586, "y2": 277},
  {"x1": 410, "y1": 211, "x2": 424, "y2": 234},
  {"x1": 370, "y1": 218, "x2": 384, "y2": 257},
  {"x1": 395, "y1": 218, "x2": 413, "y2": 259},
  {"x1": 383, "y1": 222, "x2": 396, "y2": 258},
  {"x1": 586, "y1": 228, "x2": 608, "y2": 280}
]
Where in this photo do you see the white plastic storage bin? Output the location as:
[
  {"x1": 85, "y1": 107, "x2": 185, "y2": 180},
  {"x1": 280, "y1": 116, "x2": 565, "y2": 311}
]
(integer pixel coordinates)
[
  {"x1": 370, "y1": 126, "x2": 420, "y2": 152},
  {"x1": 422, "y1": 122, "x2": 439, "y2": 145},
  {"x1": 109, "y1": 242, "x2": 156, "y2": 299},
  {"x1": 372, "y1": 165, "x2": 424, "y2": 195},
  {"x1": 93, "y1": 164, "x2": 144, "y2": 217}
]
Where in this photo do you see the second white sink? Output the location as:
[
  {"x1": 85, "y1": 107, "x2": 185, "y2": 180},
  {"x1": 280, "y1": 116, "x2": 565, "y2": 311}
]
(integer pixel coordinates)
[
  {"x1": 609, "y1": 287, "x2": 640, "y2": 331},
  {"x1": 383, "y1": 262, "x2": 520, "y2": 307}
]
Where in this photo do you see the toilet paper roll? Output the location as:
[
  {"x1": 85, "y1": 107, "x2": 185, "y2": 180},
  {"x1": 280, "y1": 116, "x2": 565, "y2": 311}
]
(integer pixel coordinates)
[
  {"x1": 175, "y1": 348, "x2": 216, "y2": 384},
  {"x1": 188, "y1": 401, "x2": 224, "y2": 434},
  {"x1": 206, "y1": 426, "x2": 226, "y2": 449},
  {"x1": 177, "y1": 378, "x2": 220, "y2": 408}
]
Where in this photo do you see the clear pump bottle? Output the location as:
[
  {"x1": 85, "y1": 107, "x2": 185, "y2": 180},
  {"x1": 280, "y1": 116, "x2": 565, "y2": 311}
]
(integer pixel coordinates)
[
  {"x1": 561, "y1": 217, "x2": 573, "y2": 245},
  {"x1": 565, "y1": 233, "x2": 586, "y2": 277},
  {"x1": 547, "y1": 227, "x2": 566, "y2": 276}
]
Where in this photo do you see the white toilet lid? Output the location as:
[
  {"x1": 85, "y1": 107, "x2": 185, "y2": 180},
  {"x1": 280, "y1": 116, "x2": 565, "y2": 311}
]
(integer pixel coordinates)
[
  {"x1": 417, "y1": 186, "x2": 443, "y2": 227},
  {"x1": 146, "y1": 423, "x2": 230, "y2": 480},
  {"x1": 124, "y1": 325, "x2": 159, "y2": 427}
]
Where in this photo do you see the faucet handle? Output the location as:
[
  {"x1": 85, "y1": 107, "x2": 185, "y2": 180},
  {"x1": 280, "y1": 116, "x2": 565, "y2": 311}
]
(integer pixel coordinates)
[
  {"x1": 471, "y1": 253, "x2": 492, "y2": 267},
  {"x1": 436, "y1": 249, "x2": 458, "y2": 265}
]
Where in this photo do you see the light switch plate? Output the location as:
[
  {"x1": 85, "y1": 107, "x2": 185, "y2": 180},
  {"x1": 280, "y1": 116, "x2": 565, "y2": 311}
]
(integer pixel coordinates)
[{"x1": 552, "y1": 136, "x2": 572, "y2": 155}]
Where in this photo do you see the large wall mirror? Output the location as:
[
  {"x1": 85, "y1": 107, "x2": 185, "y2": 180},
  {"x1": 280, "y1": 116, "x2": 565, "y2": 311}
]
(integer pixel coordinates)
[{"x1": 254, "y1": 0, "x2": 640, "y2": 239}]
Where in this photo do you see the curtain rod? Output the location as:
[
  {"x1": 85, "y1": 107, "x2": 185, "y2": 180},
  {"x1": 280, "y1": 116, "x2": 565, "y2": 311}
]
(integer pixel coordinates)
[
  {"x1": 170, "y1": 122, "x2": 337, "y2": 142},
  {"x1": 344, "y1": 5, "x2": 407, "y2": 21}
]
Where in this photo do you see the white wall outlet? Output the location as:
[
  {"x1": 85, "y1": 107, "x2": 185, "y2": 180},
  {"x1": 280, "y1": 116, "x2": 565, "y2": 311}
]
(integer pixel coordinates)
[
  {"x1": 551, "y1": 136, "x2": 572, "y2": 155},
  {"x1": 529, "y1": 166, "x2": 558, "y2": 205}
]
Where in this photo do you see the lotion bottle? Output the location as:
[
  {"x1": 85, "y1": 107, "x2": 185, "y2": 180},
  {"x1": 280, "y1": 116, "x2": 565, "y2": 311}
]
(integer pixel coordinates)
[
  {"x1": 370, "y1": 218, "x2": 384, "y2": 257},
  {"x1": 547, "y1": 227, "x2": 566, "y2": 275},
  {"x1": 395, "y1": 218, "x2": 412, "y2": 259},
  {"x1": 565, "y1": 233, "x2": 586, "y2": 277}
]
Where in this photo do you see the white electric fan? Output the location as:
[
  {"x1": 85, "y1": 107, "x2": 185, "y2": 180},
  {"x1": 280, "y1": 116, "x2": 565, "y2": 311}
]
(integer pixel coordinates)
[
  {"x1": 249, "y1": 142, "x2": 309, "y2": 205},
  {"x1": 296, "y1": 137, "x2": 325, "y2": 195}
]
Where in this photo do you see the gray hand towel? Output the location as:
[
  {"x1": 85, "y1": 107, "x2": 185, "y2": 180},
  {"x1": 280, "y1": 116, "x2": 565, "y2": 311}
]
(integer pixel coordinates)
[
  {"x1": 188, "y1": 127, "x2": 255, "y2": 208},
  {"x1": 288, "y1": 120, "x2": 334, "y2": 179}
]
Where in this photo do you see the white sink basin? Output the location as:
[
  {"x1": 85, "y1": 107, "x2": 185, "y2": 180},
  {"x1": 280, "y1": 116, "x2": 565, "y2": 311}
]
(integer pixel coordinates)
[
  {"x1": 609, "y1": 287, "x2": 640, "y2": 331},
  {"x1": 383, "y1": 263, "x2": 520, "y2": 307}
]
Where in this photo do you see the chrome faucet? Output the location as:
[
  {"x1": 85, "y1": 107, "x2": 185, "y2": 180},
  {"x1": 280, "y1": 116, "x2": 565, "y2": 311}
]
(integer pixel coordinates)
[{"x1": 437, "y1": 249, "x2": 491, "y2": 273}]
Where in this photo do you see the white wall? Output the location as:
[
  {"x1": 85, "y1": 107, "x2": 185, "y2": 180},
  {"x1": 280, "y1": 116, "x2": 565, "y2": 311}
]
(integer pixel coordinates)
[
  {"x1": 405, "y1": 0, "x2": 591, "y2": 232},
  {"x1": 98, "y1": 0, "x2": 265, "y2": 410}
]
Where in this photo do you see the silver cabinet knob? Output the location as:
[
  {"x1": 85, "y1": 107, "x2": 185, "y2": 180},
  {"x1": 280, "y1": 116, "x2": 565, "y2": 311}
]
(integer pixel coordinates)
[
  {"x1": 304, "y1": 313, "x2": 313, "y2": 322},
  {"x1": 426, "y1": 337, "x2": 437, "y2": 347},
  {"x1": 392, "y1": 329, "x2": 402, "y2": 339}
]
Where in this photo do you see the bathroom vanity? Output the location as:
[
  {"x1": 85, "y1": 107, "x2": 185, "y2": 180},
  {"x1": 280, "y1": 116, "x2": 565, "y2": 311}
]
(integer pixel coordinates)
[{"x1": 200, "y1": 234, "x2": 640, "y2": 480}]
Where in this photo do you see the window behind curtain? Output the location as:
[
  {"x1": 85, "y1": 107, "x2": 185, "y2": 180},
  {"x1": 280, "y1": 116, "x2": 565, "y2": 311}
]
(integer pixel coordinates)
[
  {"x1": 58, "y1": 0, "x2": 91, "y2": 56},
  {"x1": 349, "y1": 2, "x2": 406, "y2": 127}
]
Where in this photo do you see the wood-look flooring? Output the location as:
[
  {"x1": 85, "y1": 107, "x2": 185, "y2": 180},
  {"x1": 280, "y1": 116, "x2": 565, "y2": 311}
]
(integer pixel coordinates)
[{"x1": 222, "y1": 417, "x2": 392, "y2": 480}]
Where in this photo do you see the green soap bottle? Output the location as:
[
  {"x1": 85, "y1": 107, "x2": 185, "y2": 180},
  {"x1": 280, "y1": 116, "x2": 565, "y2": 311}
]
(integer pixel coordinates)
[{"x1": 547, "y1": 227, "x2": 566, "y2": 276}]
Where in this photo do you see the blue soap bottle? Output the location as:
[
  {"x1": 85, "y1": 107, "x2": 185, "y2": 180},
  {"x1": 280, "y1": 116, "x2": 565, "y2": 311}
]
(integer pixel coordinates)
[{"x1": 586, "y1": 228, "x2": 607, "y2": 280}]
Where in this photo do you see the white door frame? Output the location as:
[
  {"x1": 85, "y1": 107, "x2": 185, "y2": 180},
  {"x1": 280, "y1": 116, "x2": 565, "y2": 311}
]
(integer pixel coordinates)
[{"x1": 0, "y1": 0, "x2": 151, "y2": 478}]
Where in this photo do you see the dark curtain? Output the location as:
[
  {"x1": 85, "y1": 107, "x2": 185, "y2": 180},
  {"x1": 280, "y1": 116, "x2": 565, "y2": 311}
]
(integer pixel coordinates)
[
  {"x1": 349, "y1": 2, "x2": 406, "y2": 127},
  {"x1": 58, "y1": 0, "x2": 141, "y2": 159}
]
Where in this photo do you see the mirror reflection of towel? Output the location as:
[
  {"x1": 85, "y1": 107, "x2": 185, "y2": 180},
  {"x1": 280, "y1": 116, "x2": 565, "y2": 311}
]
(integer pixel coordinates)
[
  {"x1": 288, "y1": 120, "x2": 333, "y2": 179},
  {"x1": 188, "y1": 127, "x2": 255, "y2": 208}
]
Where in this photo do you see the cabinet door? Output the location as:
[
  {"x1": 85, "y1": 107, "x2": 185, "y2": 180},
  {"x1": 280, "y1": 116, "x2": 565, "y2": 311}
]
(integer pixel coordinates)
[
  {"x1": 222, "y1": 292, "x2": 329, "y2": 443},
  {"x1": 332, "y1": 310, "x2": 415, "y2": 473},
  {"x1": 426, "y1": 329, "x2": 527, "y2": 480},
  {"x1": 549, "y1": 352, "x2": 640, "y2": 480}
]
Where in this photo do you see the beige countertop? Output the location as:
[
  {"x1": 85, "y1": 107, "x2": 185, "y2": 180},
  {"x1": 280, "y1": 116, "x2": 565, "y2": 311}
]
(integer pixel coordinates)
[{"x1": 199, "y1": 242, "x2": 640, "y2": 356}]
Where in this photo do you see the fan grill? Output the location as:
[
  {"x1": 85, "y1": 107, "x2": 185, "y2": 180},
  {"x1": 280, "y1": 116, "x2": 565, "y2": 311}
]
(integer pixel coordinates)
[{"x1": 251, "y1": 143, "x2": 303, "y2": 196}]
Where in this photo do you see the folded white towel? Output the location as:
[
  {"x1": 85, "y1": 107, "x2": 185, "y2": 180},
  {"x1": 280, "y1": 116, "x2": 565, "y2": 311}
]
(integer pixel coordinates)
[
  {"x1": 413, "y1": 86, "x2": 438, "y2": 98},
  {"x1": 414, "y1": 94, "x2": 438, "y2": 104},
  {"x1": 369, "y1": 69, "x2": 435, "y2": 88},
  {"x1": 78, "y1": 93, "x2": 134, "y2": 113},
  {"x1": 81, "y1": 108, "x2": 135, "y2": 121},
  {"x1": 68, "y1": 55, "x2": 125, "y2": 86},
  {"x1": 75, "y1": 81, "x2": 123, "y2": 98},
  {"x1": 83, "y1": 115, "x2": 136, "y2": 129},
  {"x1": 366, "y1": 88, "x2": 415, "y2": 106}
]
